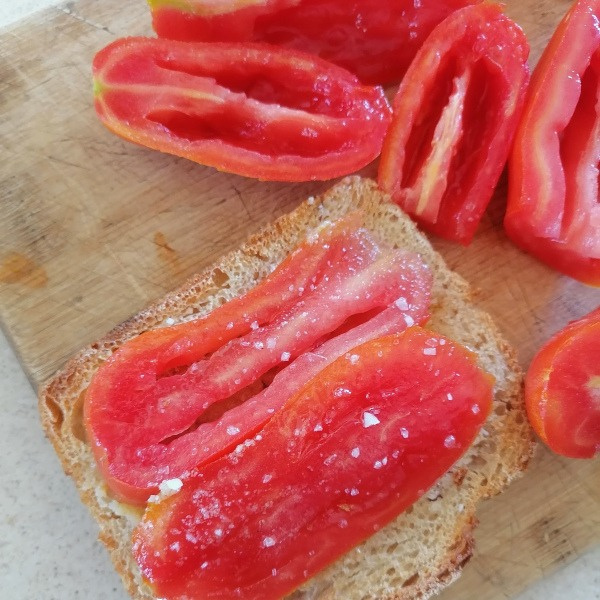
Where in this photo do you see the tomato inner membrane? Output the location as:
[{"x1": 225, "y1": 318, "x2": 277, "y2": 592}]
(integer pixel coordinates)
[
  {"x1": 153, "y1": 56, "x2": 353, "y2": 117},
  {"x1": 443, "y1": 59, "x2": 495, "y2": 201},
  {"x1": 159, "y1": 376, "x2": 270, "y2": 445},
  {"x1": 400, "y1": 56, "x2": 499, "y2": 223},
  {"x1": 156, "y1": 305, "x2": 388, "y2": 447},
  {"x1": 559, "y1": 50, "x2": 600, "y2": 255},
  {"x1": 146, "y1": 107, "x2": 350, "y2": 157},
  {"x1": 401, "y1": 55, "x2": 460, "y2": 191}
]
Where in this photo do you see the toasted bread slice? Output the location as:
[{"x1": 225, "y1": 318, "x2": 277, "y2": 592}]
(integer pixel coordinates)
[{"x1": 39, "y1": 176, "x2": 534, "y2": 600}]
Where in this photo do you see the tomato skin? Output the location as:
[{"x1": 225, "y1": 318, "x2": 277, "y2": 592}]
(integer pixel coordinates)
[
  {"x1": 525, "y1": 307, "x2": 600, "y2": 459},
  {"x1": 92, "y1": 38, "x2": 391, "y2": 182},
  {"x1": 133, "y1": 327, "x2": 493, "y2": 600},
  {"x1": 84, "y1": 216, "x2": 432, "y2": 505},
  {"x1": 148, "y1": 0, "x2": 481, "y2": 85},
  {"x1": 378, "y1": 3, "x2": 529, "y2": 245},
  {"x1": 505, "y1": 0, "x2": 600, "y2": 286}
]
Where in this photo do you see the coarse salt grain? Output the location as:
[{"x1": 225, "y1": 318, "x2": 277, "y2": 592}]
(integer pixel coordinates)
[
  {"x1": 395, "y1": 297, "x2": 409, "y2": 311},
  {"x1": 159, "y1": 478, "x2": 183, "y2": 496},
  {"x1": 334, "y1": 387, "x2": 351, "y2": 397},
  {"x1": 165, "y1": 317, "x2": 176, "y2": 326},
  {"x1": 351, "y1": 447, "x2": 360, "y2": 458},
  {"x1": 404, "y1": 315, "x2": 415, "y2": 327},
  {"x1": 262, "y1": 474, "x2": 273, "y2": 484},
  {"x1": 423, "y1": 347, "x2": 437, "y2": 356},
  {"x1": 362, "y1": 412, "x2": 380, "y2": 428},
  {"x1": 263, "y1": 537, "x2": 276, "y2": 548},
  {"x1": 444, "y1": 435, "x2": 456, "y2": 449},
  {"x1": 447, "y1": 392, "x2": 454, "y2": 401},
  {"x1": 280, "y1": 351, "x2": 291, "y2": 361},
  {"x1": 226, "y1": 425, "x2": 240, "y2": 435},
  {"x1": 314, "y1": 423, "x2": 323, "y2": 432},
  {"x1": 472, "y1": 404, "x2": 480, "y2": 414},
  {"x1": 250, "y1": 321, "x2": 259, "y2": 330},
  {"x1": 266, "y1": 337, "x2": 276, "y2": 349}
]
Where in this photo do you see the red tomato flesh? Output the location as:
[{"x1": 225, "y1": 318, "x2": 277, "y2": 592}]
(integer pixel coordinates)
[
  {"x1": 134, "y1": 327, "x2": 492, "y2": 600},
  {"x1": 133, "y1": 327, "x2": 493, "y2": 600},
  {"x1": 92, "y1": 38, "x2": 391, "y2": 181},
  {"x1": 505, "y1": 0, "x2": 600, "y2": 285},
  {"x1": 525, "y1": 307, "x2": 600, "y2": 458},
  {"x1": 378, "y1": 3, "x2": 529, "y2": 245},
  {"x1": 147, "y1": 0, "x2": 480, "y2": 85},
  {"x1": 84, "y1": 215, "x2": 432, "y2": 504}
]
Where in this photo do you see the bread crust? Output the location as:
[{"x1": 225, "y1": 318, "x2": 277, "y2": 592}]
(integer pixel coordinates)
[{"x1": 39, "y1": 176, "x2": 535, "y2": 600}]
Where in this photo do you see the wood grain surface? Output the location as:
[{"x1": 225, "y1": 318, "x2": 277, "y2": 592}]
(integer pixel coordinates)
[{"x1": 0, "y1": 1, "x2": 598, "y2": 599}]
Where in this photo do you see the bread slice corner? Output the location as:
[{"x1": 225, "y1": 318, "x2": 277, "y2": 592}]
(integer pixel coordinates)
[{"x1": 39, "y1": 175, "x2": 535, "y2": 600}]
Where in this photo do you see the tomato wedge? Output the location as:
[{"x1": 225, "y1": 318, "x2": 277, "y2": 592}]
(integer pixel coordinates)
[
  {"x1": 147, "y1": 0, "x2": 480, "y2": 85},
  {"x1": 525, "y1": 307, "x2": 600, "y2": 459},
  {"x1": 378, "y1": 3, "x2": 529, "y2": 244},
  {"x1": 505, "y1": 0, "x2": 600, "y2": 285},
  {"x1": 84, "y1": 216, "x2": 432, "y2": 504},
  {"x1": 133, "y1": 327, "x2": 493, "y2": 600},
  {"x1": 92, "y1": 38, "x2": 391, "y2": 182}
]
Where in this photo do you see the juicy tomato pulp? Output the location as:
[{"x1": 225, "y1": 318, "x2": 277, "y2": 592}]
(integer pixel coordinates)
[
  {"x1": 526, "y1": 307, "x2": 600, "y2": 458},
  {"x1": 84, "y1": 214, "x2": 432, "y2": 504},
  {"x1": 148, "y1": 0, "x2": 480, "y2": 85},
  {"x1": 92, "y1": 38, "x2": 391, "y2": 182},
  {"x1": 505, "y1": 0, "x2": 600, "y2": 285},
  {"x1": 133, "y1": 328, "x2": 494, "y2": 600},
  {"x1": 378, "y1": 3, "x2": 529, "y2": 244}
]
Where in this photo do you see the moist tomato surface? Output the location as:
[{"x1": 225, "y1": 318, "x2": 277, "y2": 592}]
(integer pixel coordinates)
[
  {"x1": 84, "y1": 214, "x2": 432, "y2": 504},
  {"x1": 133, "y1": 327, "x2": 493, "y2": 600}
]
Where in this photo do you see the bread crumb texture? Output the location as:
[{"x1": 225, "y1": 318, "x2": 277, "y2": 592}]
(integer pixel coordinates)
[{"x1": 39, "y1": 176, "x2": 535, "y2": 600}]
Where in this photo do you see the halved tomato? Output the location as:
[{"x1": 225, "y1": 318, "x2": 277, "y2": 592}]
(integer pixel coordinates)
[
  {"x1": 147, "y1": 0, "x2": 481, "y2": 85},
  {"x1": 84, "y1": 215, "x2": 432, "y2": 504},
  {"x1": 378, "y1": 3, "x2": 529, "y2": 244},
  {"x1": 505, "y1": 0, "x2": 600, "y2": 285},
  {"x1": 92, "y1": 38, "x2": 391, "y2": 181},
  {"x1": 525, "y1": 307, "x2": 600, "y2": 458},
  {"x1": 133, "y1": 327, "x2": 493, "y2": 600}
]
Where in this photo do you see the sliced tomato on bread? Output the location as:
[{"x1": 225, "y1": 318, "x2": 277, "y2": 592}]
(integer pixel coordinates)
[
  {"x1": 84, "y1": 215, "x2": 432, "y2": 504},
  {"x1": 133, "y1": 327, "x2": 493, "y2": 600}
]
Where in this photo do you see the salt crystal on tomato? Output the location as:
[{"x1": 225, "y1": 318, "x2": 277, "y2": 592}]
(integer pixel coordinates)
[{"x1": 362, "y1": 412, "x2": 380, "y2": 428}]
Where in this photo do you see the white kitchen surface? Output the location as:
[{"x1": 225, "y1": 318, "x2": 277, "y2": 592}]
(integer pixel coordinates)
[{"x1": 0, "y1": 2, "x2": 598, "y2": 599}]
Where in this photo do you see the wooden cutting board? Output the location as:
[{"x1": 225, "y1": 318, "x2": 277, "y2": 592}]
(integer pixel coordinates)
[{"x1": 0, "y1": 1, "x2": 598, "y2": 599}]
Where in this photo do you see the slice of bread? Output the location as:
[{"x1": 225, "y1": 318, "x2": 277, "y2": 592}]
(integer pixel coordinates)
[{"x1": 39, "y1": 176, "x2": 535, "y2": 600}]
